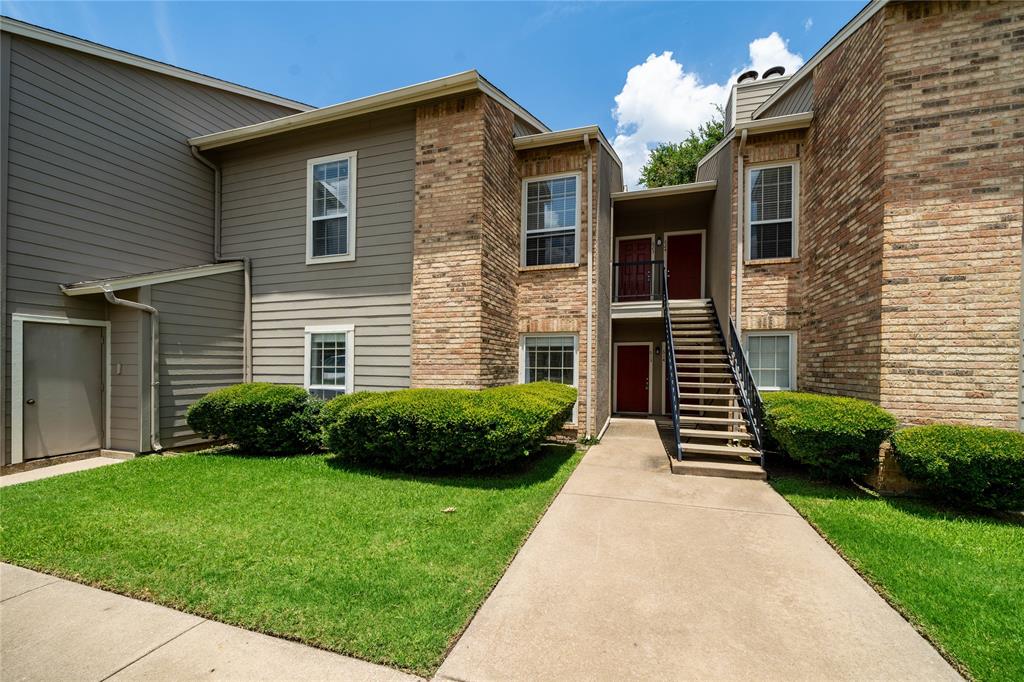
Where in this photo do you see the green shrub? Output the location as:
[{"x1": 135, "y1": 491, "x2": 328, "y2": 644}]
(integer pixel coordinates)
[
  {"x1": 324, "y1": 382, "x2": 577, "y2": 472},
  {"x1": 186, "y1": 383, "x2": 323, "y2": 455},
  {"x1": 892, "y1": 424, "x2": 1024, "y2": 511},
  {"x1": 762, "y1": 391, "x2": 898, "y2": 480}
]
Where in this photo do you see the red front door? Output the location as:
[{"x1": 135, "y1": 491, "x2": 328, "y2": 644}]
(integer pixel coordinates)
[
  {"x1": 615, "y1": 344, "x2": 650, "y2": 413},
  {"x1": 666, "y1": 233, "x2": 703, "y2": 299},
  {"x1": 616, "y1": 237, "x2": 653, "y2": 301}
]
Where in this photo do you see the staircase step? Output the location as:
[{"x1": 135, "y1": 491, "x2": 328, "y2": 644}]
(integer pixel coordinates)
[
  {"x1": 679, "y1": 428, "x2": 752, "y2": 440},
  {"x1": 671, "y1": 332, "x2": 719, "y2": 338},
  {"x1": 678, "y1": 415, "x2": 748, "y2": 425},
  {"x1": 668, "y1": 299, "x2": 711, "y2": 307},
  {"x1": 675, "y1": 362, "x2": 730, "y2": 368},
  {"x1": 676, "y1": 382, "x2": 736, "y2": 388},
  {"x1": 677, "y1": 392, "x2": 737, "y2": 400},
  {"x1": 683, "y1": 442, "x2": 762, "y2": 458},
  {"x1": 675, "y1": 349, "x2": 727, "y2": 356},
  {"x1": 678, "y1": 404, "x2": 745, "y2": 413},
  {"x1": 670, "y1": 459, "x2": 766, "y2": 480},
  {"x1": 676, "y1": 372, "x2": 733, "y2": 378}
]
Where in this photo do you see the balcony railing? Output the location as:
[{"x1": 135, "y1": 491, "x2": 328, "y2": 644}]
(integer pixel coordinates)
[{"x1": 612, "y1": 260, "x2": 664, "y2": 303}]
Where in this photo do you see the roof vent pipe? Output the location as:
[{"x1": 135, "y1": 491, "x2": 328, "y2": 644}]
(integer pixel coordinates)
[
  {"x1": 762, "y1": 66, "x2": 786, "y2": 79},
  {"x1": 737, "y1": 70, "x2": 759, "y2": 84}
]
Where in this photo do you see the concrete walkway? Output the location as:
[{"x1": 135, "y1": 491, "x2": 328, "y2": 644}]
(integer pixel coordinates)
[
  {"x1": 0, "y1": 564, "x2": 417, "y2": 681},
  {"x1": 437, "y1": 418, "x2": 960, "y2": 681},
  {"x1": 0, "y1": 456, "x2": 123, "y2": 488}
]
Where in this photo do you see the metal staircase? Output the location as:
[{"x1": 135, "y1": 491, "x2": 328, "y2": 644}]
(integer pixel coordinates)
[{"x1": 664, "y1": 297, "x2": 766, "y2": 480}]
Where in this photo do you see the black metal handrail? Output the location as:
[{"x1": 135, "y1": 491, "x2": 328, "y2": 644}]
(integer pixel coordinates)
[
  {"x1": 613, "y1": 260, "x2": 664, "y2": 303},
  {"x1": 660, "y1": 265, "x2": 683, "y2": 460},
  {"x1": 723, "y1": 312, "x2": 767, "y2": 463}
]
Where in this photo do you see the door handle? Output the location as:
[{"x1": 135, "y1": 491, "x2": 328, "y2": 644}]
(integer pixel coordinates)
[{"x1": 26, "y1": 398, "x2": 36, "y2": 405}]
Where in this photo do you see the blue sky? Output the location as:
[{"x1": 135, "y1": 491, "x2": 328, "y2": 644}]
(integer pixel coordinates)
[{"x1": 4, "y1": 1, "x2": 862, "y2": 185}]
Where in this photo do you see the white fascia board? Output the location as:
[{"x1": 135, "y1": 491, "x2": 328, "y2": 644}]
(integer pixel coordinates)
[{"x1": 61, "y1": 261, "x2": 244, "y2": 296}]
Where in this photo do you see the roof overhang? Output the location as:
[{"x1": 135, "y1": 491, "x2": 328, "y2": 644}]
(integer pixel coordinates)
[
  {"x1": 514, "y1": 126, "x2": 622, "y2": 168},
  {"x1": 695, "y1": 111, "x2": 814, "y2": 172},
  {"x1": 190, "y1": 70, "x2": 548, "y2": 151},
  {"x1": 752, "y1": 0, "x2": 888, "y2": 119},
  {"x1": 61, "y1": 261, "x2": 244, "y2": 296},
  {"x1": 612, "y1": 180, "x2": 716, "y2": 202},
  {"x1": 0, "y1": 16, "x2": 310, "y2": 112}
]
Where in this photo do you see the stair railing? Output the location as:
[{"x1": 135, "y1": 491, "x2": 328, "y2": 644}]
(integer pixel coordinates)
[
  {"x1": 721, "y1": 309, "x2": 767, "y2": 462},
  {"x1": 661, "y1": 266, "x2": 683, "y2": 460}
]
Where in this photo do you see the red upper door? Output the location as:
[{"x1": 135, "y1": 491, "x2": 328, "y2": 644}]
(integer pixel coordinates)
[
  {"x1": 616, "y1": 237, "x2": 653, "y2": 301},
  {"x1": 615, "y1": 344, "x2": 650, "y2": 413},
  {"x1": 665, "y1": 233, "x2": 703, "y2": 300}
]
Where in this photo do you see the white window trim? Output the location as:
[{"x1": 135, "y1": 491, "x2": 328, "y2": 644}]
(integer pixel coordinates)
[
  {"x1": 743, "y1": 331, "x2": 797, "y2": 392},
  {"x1": 306, "y1": 151, "x2": 357, "y2": 265},
  {"x1": 303, "y1": 324, "x2": 355, "y2": 396},
  {"x1": 10, "y1": 314, "x2": 112, "y2": 464},
  {"x1": 518, "y1": 333, "x2": 580, "y2": 424},
  {"x1": 520, "y1": 171, "x2": 582, "y2": 268},
  {"x1": 745, "y1": 160, "x2": 799, "y2": 261}
]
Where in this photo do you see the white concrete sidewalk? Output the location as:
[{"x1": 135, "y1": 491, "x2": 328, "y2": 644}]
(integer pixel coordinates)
[
  {"x1": 436, "y1": 418, "x2": 961, "y2": 681},
  {"x1": 0, "y1": 456, "x2": 123, "y2": 488},
  {"x1": 0, "y1": 564, "x2": 418, "y2": 682}
]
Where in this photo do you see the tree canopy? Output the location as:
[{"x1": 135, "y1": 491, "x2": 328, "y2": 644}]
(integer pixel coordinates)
[{"x1": 639, "y1": 109, "x2": 725, "y2": 188}]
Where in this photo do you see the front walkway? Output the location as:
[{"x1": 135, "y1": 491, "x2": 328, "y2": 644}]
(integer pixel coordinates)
[
  {"x1": 437, "y1": 418, "x2": 960, "y2": 681},
  {"x1": 0, "y1": 563, "x2": 417, "y2": 681}
]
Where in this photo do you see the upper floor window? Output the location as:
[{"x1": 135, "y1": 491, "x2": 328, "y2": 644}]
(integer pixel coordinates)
[
  {"x1": 307, "y1": 152, "x2": 357, "y2": 264},
  {"x1": 522, "y1": 174, "x2": 579, "y2": 267},
  {"x1": 747, "y1": 163, "x2": 797, "y2": 261},
  {"x1": 304, "y1": 324, "x2": 354, "y2": 399}
]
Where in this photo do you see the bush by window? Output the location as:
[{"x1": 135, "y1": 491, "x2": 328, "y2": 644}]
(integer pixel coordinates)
[{"x1": 892, "y1": 424, "x2": 1024, "y2": 511}]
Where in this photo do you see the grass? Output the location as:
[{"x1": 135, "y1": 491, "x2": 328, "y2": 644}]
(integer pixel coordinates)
[
  {"x1": 773, "y1": 475, "x2": 1024, "y2": 681},
  {"x1": 0, "y1": 446, "x2": 581, "y2": 675}
]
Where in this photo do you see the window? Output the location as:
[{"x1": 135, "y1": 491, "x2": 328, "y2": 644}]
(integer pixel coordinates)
[
  {"x1": 522, "y1": 174, "x2": 579, "y2": 267},
  {"x1": 307, "y1": 152, "x2": 357, "y2": 264},
  {"x1": 747, "y1": 163, "x2": 797, "y2": 260},
  {"x1": 745, "y1": 332, "x2": 795, "y2": 391},
  {"x1": 520, "y1": 334, "x2": 578, "y2": 421},
  {"x1": 304, "y1": 325, "x2": 354, "y2": 399}
]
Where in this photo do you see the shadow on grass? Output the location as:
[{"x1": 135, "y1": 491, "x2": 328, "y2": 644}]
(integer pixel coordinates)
[
  {"x1": 324, "y1": 442, "x2": 578, "y2": 491},
  {"x1": 772, "y1": 472, "x2": 1021, "y2": 527}
]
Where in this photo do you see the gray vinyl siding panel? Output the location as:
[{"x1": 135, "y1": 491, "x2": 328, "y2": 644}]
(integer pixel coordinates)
[
  {"x1": 218, "y1": 110, "x2": 415, "y2": 393},
  {"x1": 109, "y1": 296, "x2": 143, "y2": 451},
  {"x1": 2, "y1": 34, "x2": 298, "y2": 462},
  {"x1": 733, "y1": 79, "x2": 787, "y2": 127},
  {"x1": 151, "y1": 272, "x2": 245, "y2": 448},
  {"x1": 759, "y1": 77, "x2": 814, "y2": 119}
]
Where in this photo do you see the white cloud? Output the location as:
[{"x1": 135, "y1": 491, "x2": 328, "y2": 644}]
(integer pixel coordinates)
[
  {"x1": 804, "y1": 17, "x2": 814, "y2": 32},
  {"x1": 153, "y1": 1, "x2": 177, "y2": 64},
  {"x1": 612, "y1": 32, "x2": 804, "y2": 188}
]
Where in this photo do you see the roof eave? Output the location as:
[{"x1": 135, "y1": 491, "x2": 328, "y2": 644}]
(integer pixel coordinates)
[
  {"x1": 514, "y1": 125, "x2": 622, "y2": 168},
  {"x1": 611, "y1": 180, "x2": 717, "y2": 202},
  {"x1": 61, "y1": 261, "x2": 244, "y2": 296}
]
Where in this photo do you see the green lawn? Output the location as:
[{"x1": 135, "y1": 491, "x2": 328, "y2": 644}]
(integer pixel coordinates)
[
  {"x1": 0, "y1": 447, "x2": 580, "y2": 675},
  {"x1": 773, "y1": 476, "x2": 1024, "y2": 682}
]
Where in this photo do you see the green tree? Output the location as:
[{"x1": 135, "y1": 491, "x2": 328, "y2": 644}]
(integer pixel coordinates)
[{"x1": 639, "y1": 108, "x2": 725, "y2": 188}]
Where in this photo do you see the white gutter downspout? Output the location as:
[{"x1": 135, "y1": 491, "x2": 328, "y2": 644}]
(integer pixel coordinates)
[
  {"x1": 583, "y1": 133, "x2": 594, "y2": 439},
  {"x1": 735, "y1": 129, "x2": 748, "y2": 342},
  {"x1": 104, "y1": 287, "x2": 162, "y2": 451},
  {"x1": 190, "y1": 145, "x2": 253, "y2": 383}
]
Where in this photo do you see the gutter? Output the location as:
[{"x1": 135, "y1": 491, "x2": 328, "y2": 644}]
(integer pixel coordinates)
[
  {"x1": 584, "y1": 133, "x2": 594, "y2": 439},
  {"x1": 103, "y1": 288, "x2": 162, "y2": 451},
  {"x1": 191, "y1": 145, "x2": 253, "y2": 383}
]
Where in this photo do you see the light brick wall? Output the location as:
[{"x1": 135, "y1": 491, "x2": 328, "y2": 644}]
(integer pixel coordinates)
[
  {"x1": 517, "y1": 141, "x2": 600, "y2": 435},
  {"x1": 879, "y1": 1, "x2": 1023, "y2": 427}
]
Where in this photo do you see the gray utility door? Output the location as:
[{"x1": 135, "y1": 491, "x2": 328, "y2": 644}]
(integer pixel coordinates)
[{"x1": 23, "y1": 322, "x2": 104, "y2": 460}]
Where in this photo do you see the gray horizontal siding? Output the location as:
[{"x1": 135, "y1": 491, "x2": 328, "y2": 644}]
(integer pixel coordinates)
[
  {"x1": 759, "y1": 77, "x2": 814, "y2": 119},
  {"x1": 218, "y1": 110, "x2": 415, "y2": 393},
  {"x1": 151, "y1": 272, "x2": 245, "y2": 448},
  {"x1": 733, "y1": 79, "x2": 786, "y2": 127},
  {"x1": 2, "y1": 34, "x2": 298, "y2": 463}
]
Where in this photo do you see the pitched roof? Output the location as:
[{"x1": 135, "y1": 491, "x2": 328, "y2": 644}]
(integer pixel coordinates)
[{"x1": 0, "y1": 16, "x2": 311, "y2": 112}]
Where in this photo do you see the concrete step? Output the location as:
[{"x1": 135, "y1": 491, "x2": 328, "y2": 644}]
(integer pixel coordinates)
[
  {"x1": 671, "y1": 333, "x2": 720, "y2": 339},
  {"x1": 670, "y1": 458, "x2": 766, "y2": 480},
  {"x1": 675, "y1": 362, "x2": 731, "y2": 369},
  {"x1": 683, "y1": 442, "x2": 761, "y2": 459},
  {"x1": 676, "y1": 372, "x2": 733, "y2": 378},
  {"x1": 668, "y1": 299, "x2": 711, "y2": 307},
  {"x1": 678, "y1": 415, "x2": 749, "y2": 425},
  {"x1": 677, "y1": 390, "x2": 737, "y2": 398},
  {"x1": 674, "y1": 349, "x2": 727, "y2": 356},
  {"x1": 676, "y1": 381, "x2": 736, "y2": 388},
  {"x1": 679, "y1": 428, "x2": 753, "y2": 440},
  {"x1": 678, "y1": 404, "x2": 745, "y2": 413}
]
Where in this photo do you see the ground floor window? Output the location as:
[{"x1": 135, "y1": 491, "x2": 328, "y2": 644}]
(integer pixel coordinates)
[
  {"x1": 744, "y1": 332, "x2": 795, "y2": 391},
  {"x1": 304, "y1": 324, "x2": 354, "y2": 399},
  {"x1": 520, "y1": 334, "x2": 578, "y2": 420}
]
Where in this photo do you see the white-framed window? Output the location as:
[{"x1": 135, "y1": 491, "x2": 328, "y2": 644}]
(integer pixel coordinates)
[
  {"x1": 747, "y1": 162, "x2": 798, "y2": 261},
  {"x1": 521, "y1": 173, "x2": 580, "y2": 267},
  {"x1": 306, "y1": 151, "x2": 357, "y2": 264},
  {"x1": 303, "y1": 324, "x2": 354, "y2": 399},
  {"x1": 519, "y1": 333, "x2": 579, "y2": 421},
  {"x1": 744, "y1": 332, "x2": 796, "y2": 391}
]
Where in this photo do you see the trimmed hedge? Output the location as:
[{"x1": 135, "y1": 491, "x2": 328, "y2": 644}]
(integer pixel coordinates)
[
  {"x1": 762, "y1": 391, "x2": 898, "y2": 480},
  {"x1": 186, "y1": 383, "x2": 323, "y2": 455},
  {"x1": 323, "y1": 382, "x2": 577, "y2": 472},
  {"x1": 892, "y1": 424, "x2": 1024, "y2": 511}
]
